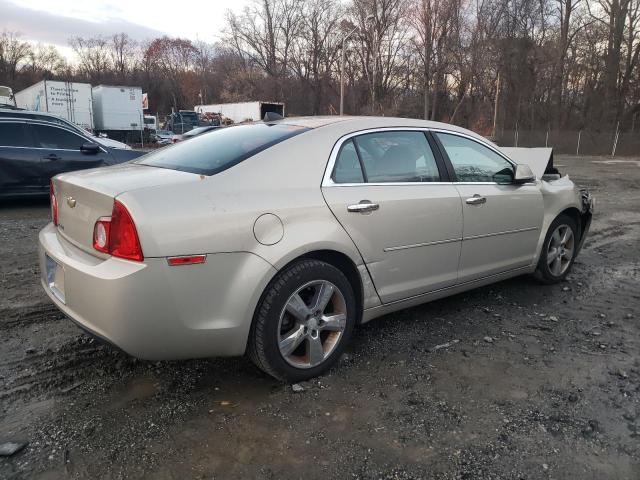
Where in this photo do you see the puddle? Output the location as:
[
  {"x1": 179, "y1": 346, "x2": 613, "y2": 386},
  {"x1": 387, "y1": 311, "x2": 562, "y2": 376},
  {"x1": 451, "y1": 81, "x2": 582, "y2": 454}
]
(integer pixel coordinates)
[
  {"x1": 592, "y1": 159, "x2": 640, "y2": 167},
  {"x1": 107, "y1": 376, "x2": 159, "y2": 410}
]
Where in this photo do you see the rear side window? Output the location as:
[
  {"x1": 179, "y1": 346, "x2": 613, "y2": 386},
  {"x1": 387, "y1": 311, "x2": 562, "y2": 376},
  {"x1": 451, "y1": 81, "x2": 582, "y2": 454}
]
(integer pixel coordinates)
[
  {"x1": 332, "y1": 140, "x2": 364, "y2": 183},
  {"x1": 0, "y1": 122, "x2": 31, "y2": 147},
  {"x1": 331, "y1": 130, "x2": 441, "y2": 183},
  {"x1": 138, "y1": 123, "x2": 309, "y2": 175}
]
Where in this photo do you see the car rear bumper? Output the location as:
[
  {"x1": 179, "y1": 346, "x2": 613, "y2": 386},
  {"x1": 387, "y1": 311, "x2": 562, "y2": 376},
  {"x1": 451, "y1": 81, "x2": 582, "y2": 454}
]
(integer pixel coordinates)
[{"x1": 39, "y1": 223, "x2": 276, "y2": 360}]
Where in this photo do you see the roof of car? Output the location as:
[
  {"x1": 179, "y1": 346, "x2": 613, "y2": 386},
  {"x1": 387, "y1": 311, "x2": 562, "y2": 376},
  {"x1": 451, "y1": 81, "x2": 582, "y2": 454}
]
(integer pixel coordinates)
[
  {"x1": 0, "y1": 108, "x2": 56, "y2": 118},
  {"x1": 276, "y1": 115, "x2": 487, "y2": 142}
]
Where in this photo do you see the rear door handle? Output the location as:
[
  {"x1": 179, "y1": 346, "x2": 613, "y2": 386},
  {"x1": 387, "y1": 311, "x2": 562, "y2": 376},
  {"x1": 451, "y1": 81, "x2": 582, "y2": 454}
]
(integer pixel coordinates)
[
  {"x1": 465, "y1": 195, "x2": 486, "y2": 205},
  {"x1": 43, "y1": 154, "x2": 60, "y2": 161},
  {"x1": 347, "y1": 201, "x2": 379, "y2": 213}
]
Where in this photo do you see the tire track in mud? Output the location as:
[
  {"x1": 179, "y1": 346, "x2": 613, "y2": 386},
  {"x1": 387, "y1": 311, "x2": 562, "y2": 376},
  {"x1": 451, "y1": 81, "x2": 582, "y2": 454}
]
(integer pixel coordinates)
[
  {"x1": 0, "y1": 302, "x2": 127, "y2": 405},
  {"x1": 0, "y1": 335, "x2": 123, "y2": 402},
  {"x1": 0, "y1": 304, "x2": 64, "y2": 331}
]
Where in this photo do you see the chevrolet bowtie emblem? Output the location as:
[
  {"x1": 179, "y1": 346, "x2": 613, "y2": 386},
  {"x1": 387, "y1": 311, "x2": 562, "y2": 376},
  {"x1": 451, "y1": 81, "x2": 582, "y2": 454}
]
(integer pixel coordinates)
[{"x1": 67, "y1": 196, "x2": 76, "y2": 208}]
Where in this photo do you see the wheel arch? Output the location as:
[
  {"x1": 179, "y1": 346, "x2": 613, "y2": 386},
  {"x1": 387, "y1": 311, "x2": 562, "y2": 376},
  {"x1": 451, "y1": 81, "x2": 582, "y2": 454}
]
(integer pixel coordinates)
[
  {"x1": 268, "y1": 249, "x2": 366, "y2": 324},
  {"x1": 557, "y1": 207, "x2": 583, "y2": 239},
  {"x1": 297, "y1": 250, "x2": 364, "y2": 323}
]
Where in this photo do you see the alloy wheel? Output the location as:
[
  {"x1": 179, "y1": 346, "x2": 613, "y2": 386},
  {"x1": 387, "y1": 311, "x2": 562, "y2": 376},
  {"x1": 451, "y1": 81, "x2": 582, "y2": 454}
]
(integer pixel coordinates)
[
  {"x1": 547, "y1": 224, "x2": 575, "y2": 276},
  {"x1": 277, "y1": 280, "x2": 347, "y2": 369}
]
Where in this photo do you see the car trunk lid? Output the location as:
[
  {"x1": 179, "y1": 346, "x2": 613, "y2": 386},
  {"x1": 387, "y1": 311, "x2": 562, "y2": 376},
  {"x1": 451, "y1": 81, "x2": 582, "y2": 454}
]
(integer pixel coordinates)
[{"x1": 52, "y1": 163, "x2": 199, "y2": 254}]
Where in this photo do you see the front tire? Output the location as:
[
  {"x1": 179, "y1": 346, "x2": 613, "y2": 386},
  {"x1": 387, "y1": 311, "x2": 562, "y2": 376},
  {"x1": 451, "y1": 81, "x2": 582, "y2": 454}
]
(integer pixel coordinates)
[
  {"x1": 535, "y1": 214, "x2": 579, "y2": 284},
  {"x1": 248, "y1": 259, "x2": 356, "y2": 382}
]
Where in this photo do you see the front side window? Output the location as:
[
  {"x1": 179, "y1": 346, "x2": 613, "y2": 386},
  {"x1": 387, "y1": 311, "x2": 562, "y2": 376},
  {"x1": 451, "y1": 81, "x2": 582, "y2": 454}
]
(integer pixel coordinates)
[
  {"x1": 436, "y1": 133, "x2": 514, "y2": 183},
  {"x1": 0, "y1": 122, "x2": 31, "y2": 147},
  {"x1": 31, "y1": 124, "x2": 85, "y2": 150},
  {"x1": 138, "y1": 123, "x2": 309, "y2": 175}
]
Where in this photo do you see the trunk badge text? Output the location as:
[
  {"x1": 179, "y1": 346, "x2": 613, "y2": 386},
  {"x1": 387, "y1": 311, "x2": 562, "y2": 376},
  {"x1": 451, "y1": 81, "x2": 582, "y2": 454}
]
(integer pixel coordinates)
[{"x1": 66, "y1": 197, "x2": 77, "y2": 208}]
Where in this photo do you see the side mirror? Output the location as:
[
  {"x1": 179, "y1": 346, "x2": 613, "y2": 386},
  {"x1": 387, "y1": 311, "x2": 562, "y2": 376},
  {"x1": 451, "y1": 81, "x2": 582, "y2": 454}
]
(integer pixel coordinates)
[
  {"x1": 80, "y1": 142, "x2": 100, "y2": 154},
  {"x1": 513, "y1": 164, "x2": 535, "y2": 184}
]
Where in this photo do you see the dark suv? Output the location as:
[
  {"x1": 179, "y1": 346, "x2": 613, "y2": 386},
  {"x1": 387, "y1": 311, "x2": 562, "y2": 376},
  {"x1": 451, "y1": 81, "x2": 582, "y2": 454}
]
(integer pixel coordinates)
[{"x1": 0, "y1": 118, "x2": 146, "y2": 197}]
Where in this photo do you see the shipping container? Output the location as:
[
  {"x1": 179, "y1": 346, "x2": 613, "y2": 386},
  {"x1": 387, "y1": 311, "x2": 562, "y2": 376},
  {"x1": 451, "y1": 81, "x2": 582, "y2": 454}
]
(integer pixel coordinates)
[
  {"x1": 92, "y1": 85, "x2": 143, "y2": 132},
  {"x1": 14, "y1": 80, "x2": 93, "y2": 130},
  {"x1": 194, "y1": 101, "x2": 285, "y2": 124}
]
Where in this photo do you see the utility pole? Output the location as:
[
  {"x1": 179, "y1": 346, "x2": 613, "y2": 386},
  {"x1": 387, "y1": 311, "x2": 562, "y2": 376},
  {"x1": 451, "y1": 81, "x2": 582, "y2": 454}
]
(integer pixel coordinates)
[
  {"x1": 340, "y1": 25, "x2": 359, "y2": 116},
  {"x1": 365, "y1": 14, "x2": 376, "y2": 114},
  {"x1": 492, "y1": 72, "x2": 500, "y2": 139}
]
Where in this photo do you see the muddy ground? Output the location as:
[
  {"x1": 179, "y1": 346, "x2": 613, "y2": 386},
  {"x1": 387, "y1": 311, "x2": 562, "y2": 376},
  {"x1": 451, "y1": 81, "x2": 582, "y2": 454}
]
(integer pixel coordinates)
[{"x1": 1, "y1": 155, "x2": 638, "y2": 479}]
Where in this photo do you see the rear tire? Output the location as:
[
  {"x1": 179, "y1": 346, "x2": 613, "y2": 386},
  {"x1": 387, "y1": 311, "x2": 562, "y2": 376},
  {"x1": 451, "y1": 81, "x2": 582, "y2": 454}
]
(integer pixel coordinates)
[
  {"x1": 248, "y1": 259, "x2": 356, "y2": 382},
  {"x1": 535, "y1": 214, "x2": 579, "y2": 284}
]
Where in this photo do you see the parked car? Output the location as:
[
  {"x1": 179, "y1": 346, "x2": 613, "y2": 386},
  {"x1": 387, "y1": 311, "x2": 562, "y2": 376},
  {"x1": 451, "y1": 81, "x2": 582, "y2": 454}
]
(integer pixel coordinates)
[
  {"x1": 0, "y1": 108, "x2": 132, "y2": 150},
  {"x1": 0, "y1": 118, "x2": 145, "y2": 197},
  {"x1": 165, "y1": 110, "x2": 200, "y2": 134},
  {"x1": 171, "y1": 125, "x2": 222, "y2": 143},
  {"x1": 40, "y1": 117, "x2": 593, "y2": 381},
  {"x1": 151, "y1": 129, "x2": 174, "y2": 145}
]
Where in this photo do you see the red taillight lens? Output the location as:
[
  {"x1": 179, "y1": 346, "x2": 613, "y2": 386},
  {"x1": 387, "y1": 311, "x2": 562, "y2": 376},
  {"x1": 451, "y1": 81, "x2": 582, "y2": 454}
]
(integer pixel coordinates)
[
  {"x1": 50, "y1": 181, "x2": 58, "y2": 226},
  {"x1": 92, "y1": 200, "x2": 143, "y2": 261},
  {"x1": 109, "y1": 200, "x2": 143, "y2": 261}
]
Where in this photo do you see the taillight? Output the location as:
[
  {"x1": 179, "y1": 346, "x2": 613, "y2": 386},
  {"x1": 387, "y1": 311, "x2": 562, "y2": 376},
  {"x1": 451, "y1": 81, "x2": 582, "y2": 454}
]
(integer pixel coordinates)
[
  {"x1": 110, "y1": 200, "x2": 143, "y2": 261},
  {"x1": 50, "y1": 181, "x2": 58, "y2": 226},
  {"x1": 92, "y1": 217, "x2": 111, "y2": 253},
  {"x1": 92, "y1": 200, "x2": 144, "y2": 261}
]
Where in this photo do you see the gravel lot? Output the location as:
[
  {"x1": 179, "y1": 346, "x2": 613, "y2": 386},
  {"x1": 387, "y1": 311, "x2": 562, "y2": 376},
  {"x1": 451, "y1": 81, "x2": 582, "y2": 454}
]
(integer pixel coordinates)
[{"x1": 1, "y1": 155, "x2": 639, "y2": 479}]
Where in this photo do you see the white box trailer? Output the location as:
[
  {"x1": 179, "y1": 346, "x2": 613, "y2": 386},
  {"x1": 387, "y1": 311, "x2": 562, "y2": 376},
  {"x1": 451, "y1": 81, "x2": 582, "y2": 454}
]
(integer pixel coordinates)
[
  {"x1": 0, "y1": 86, "x2": 16, "y2": 107},
  {"x1": 92, "y1": 85, "x2": 143, "y2": 132},
  {"x1": 14, "y1": 80, "x2": 93, "y2": 130},
  {"x1": 194, "y1": 101, "x2": 285, "y2": 123}
]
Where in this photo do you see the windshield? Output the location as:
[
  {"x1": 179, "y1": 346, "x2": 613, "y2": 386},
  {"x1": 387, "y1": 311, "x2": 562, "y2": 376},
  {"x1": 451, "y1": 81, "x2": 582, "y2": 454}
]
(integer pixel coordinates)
[{"x1": 138, "y1": 123, "x2": 309, "y2": 175}]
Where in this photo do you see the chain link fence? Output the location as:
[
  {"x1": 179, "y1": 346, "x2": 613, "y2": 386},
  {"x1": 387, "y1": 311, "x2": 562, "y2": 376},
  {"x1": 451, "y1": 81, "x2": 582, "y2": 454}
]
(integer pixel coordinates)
[{"x1": 494, "y1": 129, "x2": 640, "y2": 156}]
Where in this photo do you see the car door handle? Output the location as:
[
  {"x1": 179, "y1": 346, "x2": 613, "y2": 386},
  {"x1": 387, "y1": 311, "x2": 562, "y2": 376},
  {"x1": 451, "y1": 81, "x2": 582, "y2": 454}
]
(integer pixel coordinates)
[
  {"x1": 43, "y1": 154, "x2": 60, "y2": 161},
  {"x1": 465, "y1": 195, "x2": 487, "y2": 205},
  {"x1": 347, "y1": 201, "x2": 379, "y2": 213}
]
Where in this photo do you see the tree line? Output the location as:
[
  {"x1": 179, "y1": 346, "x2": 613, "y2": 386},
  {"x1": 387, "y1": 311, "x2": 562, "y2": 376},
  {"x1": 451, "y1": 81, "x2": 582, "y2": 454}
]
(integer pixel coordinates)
[{"x1": 1, "y1": 0, "x2": 639, "y2": 135}]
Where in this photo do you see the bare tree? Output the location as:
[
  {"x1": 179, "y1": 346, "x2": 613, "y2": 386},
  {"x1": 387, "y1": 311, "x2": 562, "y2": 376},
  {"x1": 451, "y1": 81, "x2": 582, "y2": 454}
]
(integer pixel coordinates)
[
  {"x1": 70, "y1": 36, "x2": 111, "y2": 83},
  {"x1": 110, "y1": 33, "x2": 137, "y2": 82},
  {"x1": 0, "y1": 32, "x2": 32, "y2": 83}
]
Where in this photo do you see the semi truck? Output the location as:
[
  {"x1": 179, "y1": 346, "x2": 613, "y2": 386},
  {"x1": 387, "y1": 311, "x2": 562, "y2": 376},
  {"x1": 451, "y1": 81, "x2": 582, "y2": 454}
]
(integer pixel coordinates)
[
  {"x1": 14, "y1": 80, "x2": 94, "y2": 130},
  {"x1": 92, "y1": 85, "x2": 144, "y2": 142},
  {"x1": 194, "y1": 101, "x2": 285, "y2": 124}
]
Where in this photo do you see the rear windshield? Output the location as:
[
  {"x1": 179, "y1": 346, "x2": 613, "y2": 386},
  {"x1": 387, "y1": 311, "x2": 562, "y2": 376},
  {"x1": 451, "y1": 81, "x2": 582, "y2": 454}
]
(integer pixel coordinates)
[{"x1": 137, "y1": 123, "x2": 309, "y2": 175}]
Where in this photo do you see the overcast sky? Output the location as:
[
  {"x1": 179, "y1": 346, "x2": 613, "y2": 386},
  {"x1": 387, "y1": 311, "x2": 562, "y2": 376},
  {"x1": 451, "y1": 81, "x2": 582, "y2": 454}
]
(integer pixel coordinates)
[{"x1": 2, "y1": 0, "x2": 250, "y2": 57}]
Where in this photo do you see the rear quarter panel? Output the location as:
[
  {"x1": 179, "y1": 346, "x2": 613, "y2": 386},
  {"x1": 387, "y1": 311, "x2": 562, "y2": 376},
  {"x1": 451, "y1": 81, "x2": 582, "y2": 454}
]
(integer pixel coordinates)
[{"x1": 118, "y1": 126, "x2": 365, "y2": 271}]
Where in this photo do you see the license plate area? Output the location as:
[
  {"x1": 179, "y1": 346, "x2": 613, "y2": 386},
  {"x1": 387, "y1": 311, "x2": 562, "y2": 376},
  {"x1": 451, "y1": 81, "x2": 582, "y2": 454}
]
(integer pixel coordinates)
[{"x1": 45, "y1": 255, "x2": 66, "y2": 304}]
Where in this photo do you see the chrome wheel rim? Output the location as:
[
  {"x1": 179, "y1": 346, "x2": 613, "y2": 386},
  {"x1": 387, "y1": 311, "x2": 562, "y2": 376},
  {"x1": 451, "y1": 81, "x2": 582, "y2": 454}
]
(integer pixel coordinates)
[
  {"x1": 277, "y1": 280, "x2": 347, "y2": 369},
  {"x1": 547, "y1": 224, "x2": 575, "y2": 276}
]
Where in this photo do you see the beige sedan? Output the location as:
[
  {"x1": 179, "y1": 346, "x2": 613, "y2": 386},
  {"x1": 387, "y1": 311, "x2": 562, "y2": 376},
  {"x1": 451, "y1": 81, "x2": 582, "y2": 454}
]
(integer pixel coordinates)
[{"x1": 39, "y1": 116, "x2": 593, "y2": 381}]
